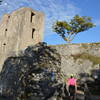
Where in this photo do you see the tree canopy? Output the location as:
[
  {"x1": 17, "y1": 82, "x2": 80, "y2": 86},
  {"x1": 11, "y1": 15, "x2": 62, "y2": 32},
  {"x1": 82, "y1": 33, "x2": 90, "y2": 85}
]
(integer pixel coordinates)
[{"x1": 52, "y1": 15, "x2": 96, "y2": 43}]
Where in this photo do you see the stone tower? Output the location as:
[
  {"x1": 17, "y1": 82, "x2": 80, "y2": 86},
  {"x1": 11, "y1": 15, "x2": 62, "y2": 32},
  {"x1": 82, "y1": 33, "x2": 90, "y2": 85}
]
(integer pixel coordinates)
[{"x1": 0, "y1": 7, "x2": 45, "y2": 71}]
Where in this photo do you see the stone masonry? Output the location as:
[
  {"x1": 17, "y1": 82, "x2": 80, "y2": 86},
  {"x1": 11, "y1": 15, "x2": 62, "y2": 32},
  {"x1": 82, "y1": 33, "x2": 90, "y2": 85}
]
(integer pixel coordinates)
[
  {"x1": 51, "y1": 43, "x2": 100, "y2": 77},
  {"x1": 0, "y1": 7, "x2": 45, "y2": 70}
]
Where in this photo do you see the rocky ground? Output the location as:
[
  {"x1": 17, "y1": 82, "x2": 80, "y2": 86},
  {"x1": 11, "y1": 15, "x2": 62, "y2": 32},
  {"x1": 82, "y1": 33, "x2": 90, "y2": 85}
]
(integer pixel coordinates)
[
  {"x1": 0, "y1": 42, "x2": 63, "y2": 100},
  {"x1": 0, "y1": 42, "x2": 100, "y2": 100}
]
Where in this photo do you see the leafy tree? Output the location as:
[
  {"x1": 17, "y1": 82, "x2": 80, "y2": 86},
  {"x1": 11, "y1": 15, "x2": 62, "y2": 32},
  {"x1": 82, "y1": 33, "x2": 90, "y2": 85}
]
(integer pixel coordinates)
[{"x1": 53, "y1": 15, "x2": 96, "y2": 43}]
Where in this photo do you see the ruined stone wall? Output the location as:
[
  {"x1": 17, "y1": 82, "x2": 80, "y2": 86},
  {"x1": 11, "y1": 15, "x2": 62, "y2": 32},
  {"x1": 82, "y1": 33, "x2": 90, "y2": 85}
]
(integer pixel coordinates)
[
  {"x1": 0, "y1": 7, "x2": 45, "y2": 70},
  {"x1": 51, "y1": 42, "x2": 100, "y2": 76},
  {"x1": 0, "y1": 7, "x2": 100, "y2": 77}
]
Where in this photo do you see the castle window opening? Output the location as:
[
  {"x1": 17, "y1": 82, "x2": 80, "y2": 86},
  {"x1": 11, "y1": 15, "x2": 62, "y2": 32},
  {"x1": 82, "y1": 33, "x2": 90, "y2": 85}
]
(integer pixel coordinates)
[
  {"x1": 30, "y1": 12, "x2": 35, "y2": 23},
  {"x1": 32, "y1": 28, "x2": 35, "y2": 39},
  {"x1": 5, "y1": 29, "x2": 7, "y2": 31},
  {"x1": 5, "y1": 29, "x2": 7, "y2": 37},
  {"x1": 3, "y1": 43, "x2": 6, "y2": 45},
  {"x1": 8, "y1": 16, "x2": 10, "y2": 18}
]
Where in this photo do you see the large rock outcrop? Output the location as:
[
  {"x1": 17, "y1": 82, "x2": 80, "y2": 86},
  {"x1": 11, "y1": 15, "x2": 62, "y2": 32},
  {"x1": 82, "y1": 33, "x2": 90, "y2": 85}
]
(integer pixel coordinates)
[{"x1": 0, "y1": 42, "x2": 69, "y2": 100}]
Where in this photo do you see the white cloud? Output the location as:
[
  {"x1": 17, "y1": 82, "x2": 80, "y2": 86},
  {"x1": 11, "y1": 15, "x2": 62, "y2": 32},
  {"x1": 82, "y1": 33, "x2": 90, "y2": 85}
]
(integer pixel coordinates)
[{"x1": 0, "y1": 0, "x2": 80, "y2": 36}]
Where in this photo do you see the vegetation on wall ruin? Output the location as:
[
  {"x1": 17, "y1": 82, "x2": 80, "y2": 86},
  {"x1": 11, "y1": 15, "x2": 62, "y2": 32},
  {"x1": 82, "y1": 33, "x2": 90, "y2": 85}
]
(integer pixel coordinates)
[{"x1": 71, "y1": 52, "x2": 100, "y2": 66}]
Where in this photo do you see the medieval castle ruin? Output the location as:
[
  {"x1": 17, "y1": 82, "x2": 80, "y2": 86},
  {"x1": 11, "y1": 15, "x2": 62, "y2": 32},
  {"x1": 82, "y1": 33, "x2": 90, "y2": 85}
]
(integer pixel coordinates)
[
  {"x1": 0, "y1": 7, "x2": 100, "y2": 76},
  {"x1": 0, "y1": 7, "x2": 44, "y2": 70}
]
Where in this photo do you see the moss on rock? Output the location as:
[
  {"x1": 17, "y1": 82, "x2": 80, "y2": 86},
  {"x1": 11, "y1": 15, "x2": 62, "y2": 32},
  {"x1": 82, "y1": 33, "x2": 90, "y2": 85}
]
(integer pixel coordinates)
[{"x1": 71, "y1": 53, "x2": 100, "y2": 66}]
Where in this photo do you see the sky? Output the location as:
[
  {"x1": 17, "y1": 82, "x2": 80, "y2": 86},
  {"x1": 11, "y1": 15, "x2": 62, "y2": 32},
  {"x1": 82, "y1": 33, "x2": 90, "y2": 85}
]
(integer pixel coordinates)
[{"x1": 0, "y1": 0, "x2": 100, "y2": 45}]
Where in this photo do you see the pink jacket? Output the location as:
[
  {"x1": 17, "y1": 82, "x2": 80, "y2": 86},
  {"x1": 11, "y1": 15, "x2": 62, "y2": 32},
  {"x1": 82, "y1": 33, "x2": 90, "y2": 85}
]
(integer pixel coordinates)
[{"x1": 68, "y1": 78, "x2": 76, "y2": 86}]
